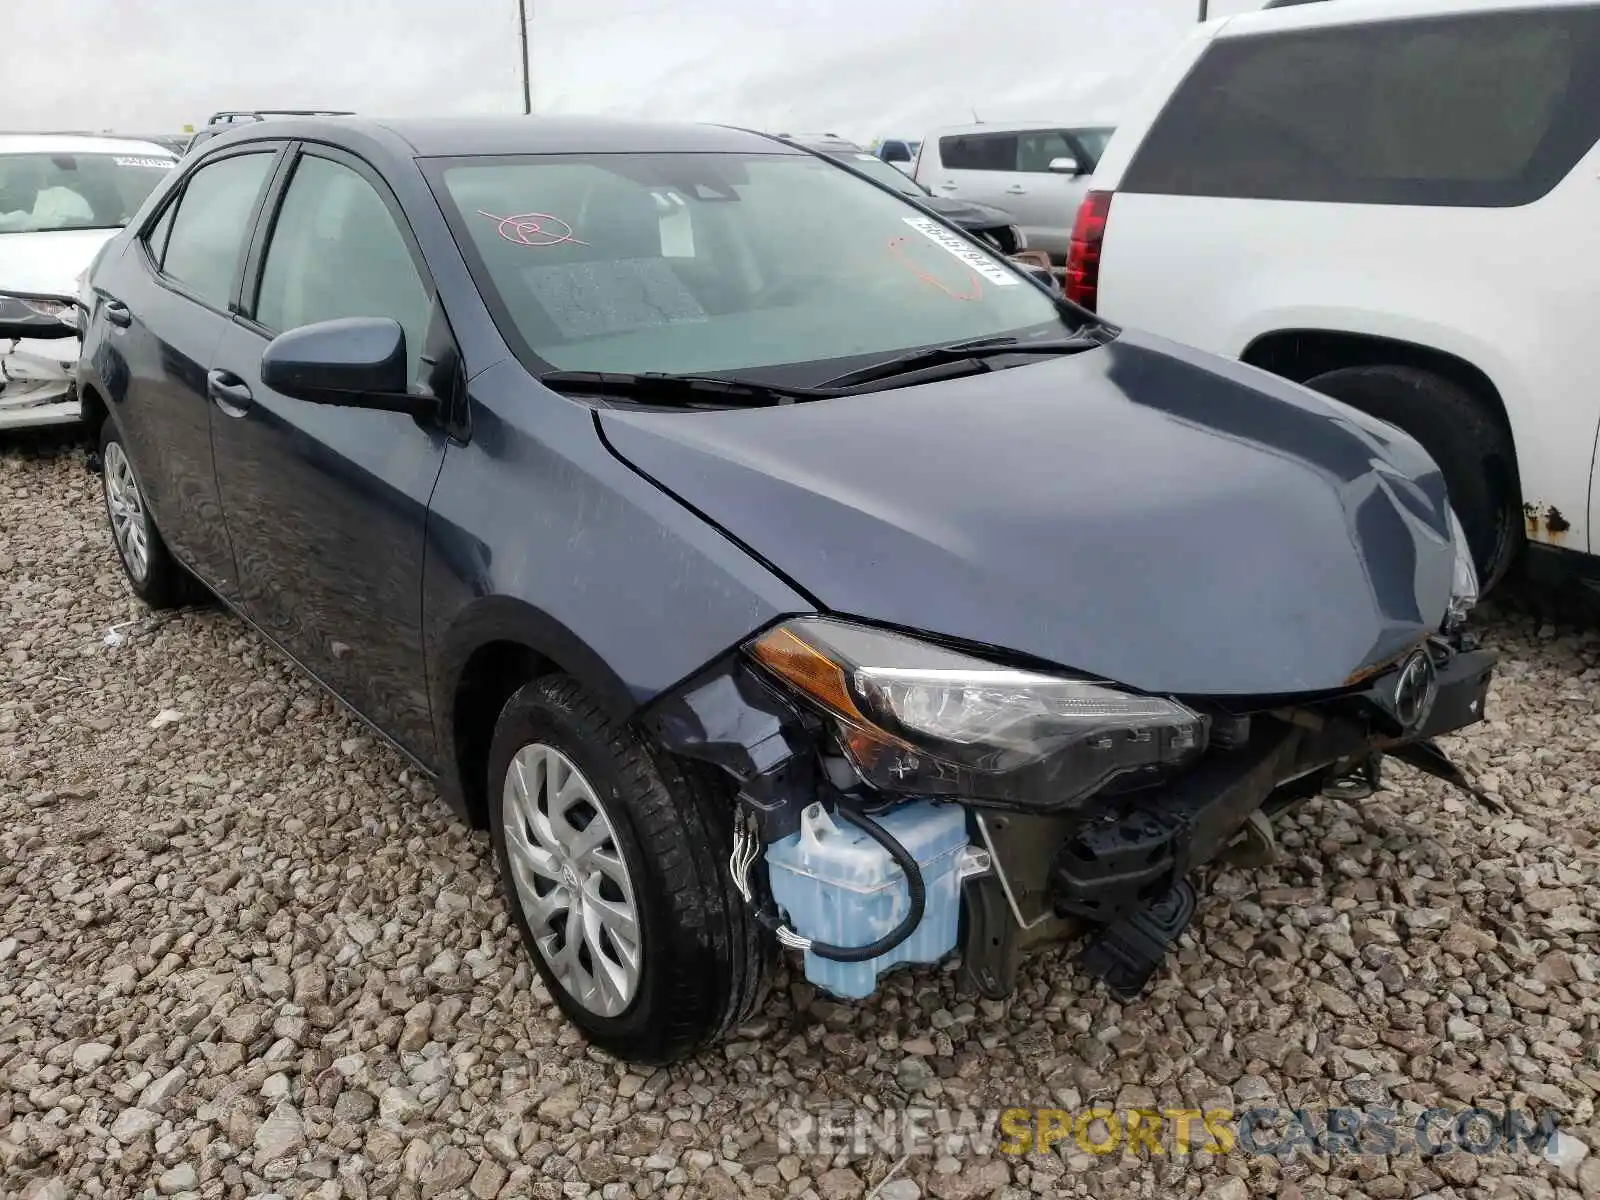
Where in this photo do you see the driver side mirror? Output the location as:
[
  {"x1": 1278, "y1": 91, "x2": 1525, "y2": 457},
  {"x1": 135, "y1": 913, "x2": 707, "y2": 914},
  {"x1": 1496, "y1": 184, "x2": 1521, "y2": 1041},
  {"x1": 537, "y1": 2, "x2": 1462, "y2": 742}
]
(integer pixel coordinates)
[
  {"x1": 1047, "y1": 156, "x2": 1083, "y2": 176},
  {"x1": 260, "y1": 317, "x2": 434, "y2": 417},
  {"x1": 0, "y1": 290, "x2": 81, "y2": 340}
]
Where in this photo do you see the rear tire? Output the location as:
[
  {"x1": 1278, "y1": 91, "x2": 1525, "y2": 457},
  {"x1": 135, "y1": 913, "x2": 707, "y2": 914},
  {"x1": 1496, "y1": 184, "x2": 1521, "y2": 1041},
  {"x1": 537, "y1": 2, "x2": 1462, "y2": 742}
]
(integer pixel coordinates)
[
  {"x1": 99, "y1": 420, "x2": 193, "y2": 609},
  {"x1": 1305, "y1": 365, "x2": 1520, "y2": 590},
  {"x1": 488, "y1": 675, "x2": 772, "y2": 1063}
]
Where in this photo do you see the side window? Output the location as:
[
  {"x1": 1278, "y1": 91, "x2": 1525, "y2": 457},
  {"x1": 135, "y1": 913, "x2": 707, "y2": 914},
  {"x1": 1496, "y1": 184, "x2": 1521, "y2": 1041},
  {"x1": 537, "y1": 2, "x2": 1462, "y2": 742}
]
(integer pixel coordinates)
[
  {"x1": 254, "y1": 154, "x2": 431, "y2": 384},
  {"x1": 1122, "y1": 7, "x2": 1600, "y2": 207},
  {"x1": 143, "y1": 199, "x2": 177, "y2": 266},
  {"x1": 1017, "y1": 131, "x2": 1077, "y2": 173},
  {"x1": 160, "y1": 152, "x2": 275, "y2": 308},
  {"x1": 939, "y1": 134, "x2": 1019, "y2": 172}
]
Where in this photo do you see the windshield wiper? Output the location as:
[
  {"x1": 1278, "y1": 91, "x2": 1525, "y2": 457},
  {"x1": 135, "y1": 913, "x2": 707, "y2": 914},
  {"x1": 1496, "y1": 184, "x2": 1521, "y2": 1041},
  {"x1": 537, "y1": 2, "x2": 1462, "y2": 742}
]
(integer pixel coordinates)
[
  {"x1": 539, "y1": 369, "x2": 839, "y2": 408},
  {"x1": 819, "y1": 333, "x2": 1104, "y2": 390}
]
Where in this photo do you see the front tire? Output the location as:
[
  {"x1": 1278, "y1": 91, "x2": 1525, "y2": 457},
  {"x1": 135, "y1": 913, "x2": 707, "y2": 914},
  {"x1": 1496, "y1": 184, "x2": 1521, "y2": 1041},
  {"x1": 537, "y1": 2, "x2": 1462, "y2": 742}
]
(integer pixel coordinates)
[
  {"x1": 488, "y1": 675, "x2": 772, "y2": 1063},
  {"x1": 1305, "y1": 365, "x2": 1521, "y2": 590},
  {"x1": 99, "y1": 421, "x2": 191, "y2": 609}
]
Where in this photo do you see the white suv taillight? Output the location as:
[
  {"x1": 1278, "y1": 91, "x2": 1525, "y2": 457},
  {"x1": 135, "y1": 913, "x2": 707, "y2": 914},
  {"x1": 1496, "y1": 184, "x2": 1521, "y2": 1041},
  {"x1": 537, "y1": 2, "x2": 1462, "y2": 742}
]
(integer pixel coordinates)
[{"x1": 1065, "y1": 190, "x2": 1114, "y2": 311}]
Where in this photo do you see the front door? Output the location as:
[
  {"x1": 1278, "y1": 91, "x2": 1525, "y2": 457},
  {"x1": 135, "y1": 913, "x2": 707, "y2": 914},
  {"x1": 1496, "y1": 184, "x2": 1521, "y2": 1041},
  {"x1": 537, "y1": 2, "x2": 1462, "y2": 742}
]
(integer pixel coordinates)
[
  {"x1": 208, "y1": 146, "x2": 448, "y2": 756},
  {"x1": 104, "y1": 146, "x2": 280, "y2": 596}
]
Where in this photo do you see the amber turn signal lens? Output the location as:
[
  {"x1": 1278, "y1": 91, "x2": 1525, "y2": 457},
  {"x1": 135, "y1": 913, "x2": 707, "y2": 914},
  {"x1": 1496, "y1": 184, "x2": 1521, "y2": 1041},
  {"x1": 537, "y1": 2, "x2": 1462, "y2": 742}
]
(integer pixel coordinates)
[{"x1": 749, "y1": 625, "x2": 869, "y2": 725}]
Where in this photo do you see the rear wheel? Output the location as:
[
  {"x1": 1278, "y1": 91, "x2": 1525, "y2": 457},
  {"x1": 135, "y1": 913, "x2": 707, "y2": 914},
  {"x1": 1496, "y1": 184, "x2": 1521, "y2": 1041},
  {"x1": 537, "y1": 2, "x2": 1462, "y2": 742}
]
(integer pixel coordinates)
[
  {"x1": 1305, "y1": 365, "x2": 1520, "y2": 590},
  {"x1": 488, "y1": 675, "x2": 772, "y2": 1063},
  {"x1": 99, "y1": 421, "x2": 192, "y2": 609}
]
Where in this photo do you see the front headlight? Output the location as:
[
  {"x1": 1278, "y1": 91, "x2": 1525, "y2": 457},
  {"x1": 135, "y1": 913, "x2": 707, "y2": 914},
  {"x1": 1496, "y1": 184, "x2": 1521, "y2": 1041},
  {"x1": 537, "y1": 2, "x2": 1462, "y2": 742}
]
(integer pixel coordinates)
[
  {"x1": 748, "y1": 618, "x2": 1206, "y2": 811},
  {"x1": 0, "y1": 295, "x2": 78, "y2": 337},
  {"x1": 1446, "y1": 507, "x2": 1478, "y2": 629}
]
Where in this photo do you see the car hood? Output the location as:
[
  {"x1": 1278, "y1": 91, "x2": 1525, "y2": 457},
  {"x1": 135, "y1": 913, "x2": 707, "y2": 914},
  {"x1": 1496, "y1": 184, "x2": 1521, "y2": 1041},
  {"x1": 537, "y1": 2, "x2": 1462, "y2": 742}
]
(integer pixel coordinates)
[
  {"x1": 916, "y1": 195, "x2": 1013, "y2": 228},
  {"x1": 0, "y1": 228, "x2": 118, "y2": 295},
  {"x1": 598, "y1": 330, "x2": 1457, "y2": 699}
]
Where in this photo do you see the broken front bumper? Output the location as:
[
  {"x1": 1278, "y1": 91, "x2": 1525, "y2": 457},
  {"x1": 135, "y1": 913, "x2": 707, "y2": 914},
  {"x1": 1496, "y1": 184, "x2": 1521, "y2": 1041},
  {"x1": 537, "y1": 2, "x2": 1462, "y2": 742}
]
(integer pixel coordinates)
[
  {"x1": 1, "y1": 339, "x2": 81, "y2": 430},
  {"x1": 1047, "y1": 644, "x2": 1494, "y2": 920},
  {"x1": 959, "y1": 641, "x2": 1495, "y2": 996},
  {"x1": 650, "y1": 631, "x2": 1495, "y2": 1002}
]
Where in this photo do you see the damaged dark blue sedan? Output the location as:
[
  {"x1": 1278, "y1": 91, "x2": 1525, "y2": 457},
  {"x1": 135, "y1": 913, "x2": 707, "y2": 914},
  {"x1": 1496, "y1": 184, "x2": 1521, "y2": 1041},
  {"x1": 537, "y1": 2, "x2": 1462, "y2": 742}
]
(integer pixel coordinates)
[{"x1": 6, "y1": 116, "x2": 1493, "y2": 1063}]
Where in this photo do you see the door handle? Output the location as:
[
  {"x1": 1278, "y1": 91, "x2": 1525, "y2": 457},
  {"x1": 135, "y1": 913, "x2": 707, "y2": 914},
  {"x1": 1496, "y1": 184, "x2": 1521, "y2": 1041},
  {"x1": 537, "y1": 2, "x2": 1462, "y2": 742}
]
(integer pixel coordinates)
[
  {"x1": 206, "y1": 369, "x2": 253, "y2": 417},
  {"x1": 936, "y1": 182, "x2": 959, "y2": 191},
  {"x1": 104, "y1": 300, "x2": 132, "y2": 328},
  {"x1": 1005, "y1": 186, "x2": 1028, "y2": 195}
]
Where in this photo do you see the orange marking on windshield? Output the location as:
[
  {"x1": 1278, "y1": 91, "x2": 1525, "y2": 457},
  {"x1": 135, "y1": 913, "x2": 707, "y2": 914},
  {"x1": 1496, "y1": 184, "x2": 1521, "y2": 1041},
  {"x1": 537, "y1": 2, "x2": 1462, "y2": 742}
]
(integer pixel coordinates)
[{"x1": 886, "y1": 236, "x2": 983, "y2": 301}]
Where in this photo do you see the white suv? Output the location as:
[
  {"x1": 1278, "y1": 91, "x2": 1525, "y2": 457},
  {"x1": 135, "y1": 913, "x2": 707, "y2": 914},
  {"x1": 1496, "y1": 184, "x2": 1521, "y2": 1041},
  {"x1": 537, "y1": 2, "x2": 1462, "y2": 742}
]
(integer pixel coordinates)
[
  {"x1": 913, "y1": 123, "x2": 1116, "y2": 263},
  {"x1": 1074, "y1": 0, "x2": 1600, "y2": 588}
]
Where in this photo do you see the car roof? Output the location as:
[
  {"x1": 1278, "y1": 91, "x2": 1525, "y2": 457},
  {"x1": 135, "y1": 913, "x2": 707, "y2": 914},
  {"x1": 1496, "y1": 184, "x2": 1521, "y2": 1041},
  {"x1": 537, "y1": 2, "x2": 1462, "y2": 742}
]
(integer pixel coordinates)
[
  {"x1": 922, "y1": 120, "x2": 1117, "y2": 138},
  {"x1": 200, "y1": 115, "x2": 800, "y2": 159},
  {"x1": 0, "y1": 133, "x2": 178, "y2": 158},
  {"x1": 1218, "y1": 0, "x2": 1597, "y2": 37}
]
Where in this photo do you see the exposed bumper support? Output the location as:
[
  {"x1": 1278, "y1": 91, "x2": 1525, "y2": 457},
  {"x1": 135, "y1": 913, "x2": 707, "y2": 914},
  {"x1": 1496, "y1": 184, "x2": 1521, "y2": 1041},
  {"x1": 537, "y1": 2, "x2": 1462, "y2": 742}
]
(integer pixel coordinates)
[
  {"x1": 1048, "y1": 642, "x2": 1496, "y2": 923},
  {"x1": 1049, "y1": 724, "x2": 1304, "y2": 920}
]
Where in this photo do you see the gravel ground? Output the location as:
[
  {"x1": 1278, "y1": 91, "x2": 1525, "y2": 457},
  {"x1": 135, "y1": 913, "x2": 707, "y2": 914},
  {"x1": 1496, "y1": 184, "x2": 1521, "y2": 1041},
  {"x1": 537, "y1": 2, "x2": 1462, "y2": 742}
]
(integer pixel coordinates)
[{"x1": 4, "y1": 432, "x2": 1600, "y2": 1200}]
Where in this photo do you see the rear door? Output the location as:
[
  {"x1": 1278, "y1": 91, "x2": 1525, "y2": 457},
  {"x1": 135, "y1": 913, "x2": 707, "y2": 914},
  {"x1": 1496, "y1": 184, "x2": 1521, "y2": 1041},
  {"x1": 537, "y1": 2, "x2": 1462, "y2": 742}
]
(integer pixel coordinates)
[
  {"x1": 208, "y1": 144, "x2": 451, "y2": 755},
  {"x1": 102, "y1": 144, "x2": 281, "y2": 596},
  {"x1": 922, "y1": 131, "x2": 1021, "y2": 211}
]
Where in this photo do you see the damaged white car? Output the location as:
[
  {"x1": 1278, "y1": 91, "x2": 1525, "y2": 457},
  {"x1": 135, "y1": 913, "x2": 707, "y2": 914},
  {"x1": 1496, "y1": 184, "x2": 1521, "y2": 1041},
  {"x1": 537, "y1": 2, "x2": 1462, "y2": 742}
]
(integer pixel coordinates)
[{"x1": 0, "y1": 134, "x2": 176, "y2": 431}]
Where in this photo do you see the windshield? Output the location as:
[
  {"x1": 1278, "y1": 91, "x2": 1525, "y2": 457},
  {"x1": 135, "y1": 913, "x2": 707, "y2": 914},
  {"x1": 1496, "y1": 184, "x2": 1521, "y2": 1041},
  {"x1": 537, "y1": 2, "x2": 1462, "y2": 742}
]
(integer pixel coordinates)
[
  {"x1": 433, "y1": 151, "x2": 1066, "y2": 379},
  {"x1": 0, "y1": 152, "x2": 175, "y2": 234},
  {"x1": 826, "y1": 151, "x2": 926, "y2": 198}
]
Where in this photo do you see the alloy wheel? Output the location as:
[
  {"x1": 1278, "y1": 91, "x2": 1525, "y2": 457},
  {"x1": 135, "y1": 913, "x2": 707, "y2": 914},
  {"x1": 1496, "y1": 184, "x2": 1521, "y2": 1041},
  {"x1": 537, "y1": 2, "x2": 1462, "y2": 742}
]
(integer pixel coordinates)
[
  {"x1": 103, "y1": 441, "x2": 150, "y2": 582},
  {"x1": 502, "y1": 743, "x2": 642, "y2": 1017}
]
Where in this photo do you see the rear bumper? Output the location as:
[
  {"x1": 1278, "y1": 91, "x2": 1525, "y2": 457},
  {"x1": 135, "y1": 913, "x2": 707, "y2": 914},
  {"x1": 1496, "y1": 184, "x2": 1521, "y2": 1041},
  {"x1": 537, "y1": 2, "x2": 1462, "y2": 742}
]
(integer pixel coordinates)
[{"x1": 1045, "y1": 643, "x2": 1495, "y2": 921}]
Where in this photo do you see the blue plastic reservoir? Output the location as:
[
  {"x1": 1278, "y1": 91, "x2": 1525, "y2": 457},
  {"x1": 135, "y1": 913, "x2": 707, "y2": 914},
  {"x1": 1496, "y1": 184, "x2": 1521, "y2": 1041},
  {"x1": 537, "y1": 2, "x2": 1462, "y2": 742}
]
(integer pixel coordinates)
[{"x1": 765, "y1": 800, "x2": 969, "y2": 999}]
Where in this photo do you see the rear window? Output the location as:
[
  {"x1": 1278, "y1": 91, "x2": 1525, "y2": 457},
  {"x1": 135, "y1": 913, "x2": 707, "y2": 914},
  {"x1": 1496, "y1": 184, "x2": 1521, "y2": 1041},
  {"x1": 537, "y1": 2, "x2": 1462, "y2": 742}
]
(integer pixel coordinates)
[
  {"x1": 1122, "y1": 6, "x2": 1600, "y2": 207},
  {"x1": 942, "y1": 129, "x2": 1116, "y2": 174},
  {"x1": 939, "y1": 133, "x2": 1017, "y2": 172}
]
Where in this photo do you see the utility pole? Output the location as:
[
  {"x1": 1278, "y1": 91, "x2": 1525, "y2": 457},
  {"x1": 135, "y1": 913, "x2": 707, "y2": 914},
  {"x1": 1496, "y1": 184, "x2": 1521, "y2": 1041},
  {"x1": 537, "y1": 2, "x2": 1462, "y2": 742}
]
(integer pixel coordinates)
[
  {"x1": 1198, "y1": 0, "x2": 1209, "y2": 19},
  {"x1": 517, "y1": 0, "x2": 532, "y2": 114}
]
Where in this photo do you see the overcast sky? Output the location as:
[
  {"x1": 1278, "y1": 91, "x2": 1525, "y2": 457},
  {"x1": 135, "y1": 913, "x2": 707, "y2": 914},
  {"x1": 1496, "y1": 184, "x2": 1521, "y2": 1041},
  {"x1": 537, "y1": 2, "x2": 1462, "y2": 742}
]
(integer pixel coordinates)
[{"x1": 11, "y1": 0, "x2": 1264, "y2": 142}]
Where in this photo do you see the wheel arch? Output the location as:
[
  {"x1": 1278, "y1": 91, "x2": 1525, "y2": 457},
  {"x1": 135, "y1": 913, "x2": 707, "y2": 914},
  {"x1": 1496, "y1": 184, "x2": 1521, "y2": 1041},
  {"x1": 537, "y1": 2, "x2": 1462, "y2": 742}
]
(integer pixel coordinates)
[
  {"x1": 433, "y1": 595, "x2": 639, "y2": 829},
  {"x1": 1240, "y1": 328, "x2": 1517, "y2": 453},
  {"x1": 1241, "y1": 327, "x2": 1534, "y2": 581},
  {"x1": 78, "y1": 379, "x2": 110, "y2": 436}
]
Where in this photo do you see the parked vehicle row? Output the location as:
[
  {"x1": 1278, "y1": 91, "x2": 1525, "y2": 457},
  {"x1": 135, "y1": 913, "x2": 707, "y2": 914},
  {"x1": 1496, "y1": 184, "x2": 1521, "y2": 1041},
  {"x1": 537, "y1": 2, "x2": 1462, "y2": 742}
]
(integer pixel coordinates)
[
  {"x1": 863, "y1": 123, "x2": 1118, "y2": 266},
  {"x1": 910, "y1": 121, "x2": 1115, "y2": 263},
  {"x1": 787, "y1": 134, "x2": 1032, "y2": 258},
  {"x1": 871, "y1": 136, "x2": 919, "y2": 172},
  {"x1": 1, "y1": 111, "x2": 1492, "y2": 1063}
]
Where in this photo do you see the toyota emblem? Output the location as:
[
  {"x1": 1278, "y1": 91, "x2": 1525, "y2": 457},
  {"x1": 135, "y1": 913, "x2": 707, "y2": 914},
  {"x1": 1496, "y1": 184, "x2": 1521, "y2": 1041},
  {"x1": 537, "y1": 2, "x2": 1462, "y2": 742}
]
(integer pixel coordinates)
[{"x1": 1392, "y1": 649, "x2": 1438, "y2": 731}]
